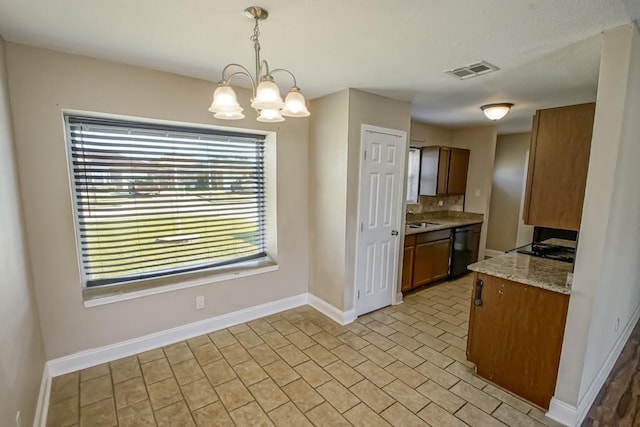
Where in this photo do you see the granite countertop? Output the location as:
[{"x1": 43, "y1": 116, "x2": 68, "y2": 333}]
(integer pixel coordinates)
[
  {"x1": 468, "y1": 252, "x2": 573, "y2": 295},
  {"x1": 405, "y1": 211, "x2": 484, "y2": 235}
]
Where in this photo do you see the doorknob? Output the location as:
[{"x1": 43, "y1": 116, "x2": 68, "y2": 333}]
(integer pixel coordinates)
[{"x1": 391, "y1": 230, "x2": 399, "y2": 236}]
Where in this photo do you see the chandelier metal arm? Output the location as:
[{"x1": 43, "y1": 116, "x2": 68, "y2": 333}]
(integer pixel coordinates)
[
  {"x1": 221, "y1": 63, "x2": 257, "y2": 93},
  {"x1": 259, "y1": 59, "x2": 271, "y2": 79},
  {"x1": 270, "y1": 68, "x2": 299, "y2": 88}
]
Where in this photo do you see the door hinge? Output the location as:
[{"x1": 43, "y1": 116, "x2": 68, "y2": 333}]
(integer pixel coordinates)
[
  {"x1": 357, "y1": 290, "x2": 360, "y2": 299},
  {"x1": 364, "y1": 150, "x2": 367, "y2": 160},
  {"x1": 360, "y1": 222, "x2": 363, "y2": 232}
]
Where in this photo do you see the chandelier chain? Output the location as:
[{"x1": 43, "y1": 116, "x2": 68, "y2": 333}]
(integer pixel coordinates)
[
  {"x1": 251, "y1": 19, "x2": 260, "y2": 42},
  {"x1": 251, "y1": 18, "x2": 262, "y2": 83}
]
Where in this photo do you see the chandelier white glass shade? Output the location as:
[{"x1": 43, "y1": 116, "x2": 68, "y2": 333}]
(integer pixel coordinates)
[
  {"x1": 481, "y1": 103, "x2": 513, "y2": 121},
  {"x1": 210, "y1": 85, "x2": 244, "y2": 120},
  {"x1": 208, "y1": 6, "x2": 310, "y2": 121},
  {"x1": 257, "y1": 108, "x2": 284, "y2": 123}
]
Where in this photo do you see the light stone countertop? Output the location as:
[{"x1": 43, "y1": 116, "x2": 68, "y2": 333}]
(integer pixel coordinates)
[
  {"x1": 468, "y1": 252, "x2": 573, "y2": 295},
  {"x1": 404, "y1": 211, "x2": 484, "y2": 235}
]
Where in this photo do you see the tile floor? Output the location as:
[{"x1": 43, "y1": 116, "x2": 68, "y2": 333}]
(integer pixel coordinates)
[{"x1": 47, "y1": 275, "x2": 564, "y2": 426}]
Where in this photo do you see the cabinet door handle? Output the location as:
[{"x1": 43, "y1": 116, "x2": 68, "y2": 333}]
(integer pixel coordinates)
[{"x1": 474, "y1": 279, "x2": 484, "y2": 306}]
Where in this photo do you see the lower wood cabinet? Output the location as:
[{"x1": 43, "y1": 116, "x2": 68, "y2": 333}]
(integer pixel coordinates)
[
  {"x1": 466, "y1": 273, "x2": 569, "y2": 409},
  {"x1": 401, "y1": 245, "x2": 415, "y2": 292},
  {"x1": 414, "y1": 239, "x2": 451, "y2": 286},
  {"x1": 402, "y1": 229, "x2": 451, "y2": 292}
]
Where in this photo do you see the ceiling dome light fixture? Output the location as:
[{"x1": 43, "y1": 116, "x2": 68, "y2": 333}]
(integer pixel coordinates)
[
  {"x1": 209, "y1": 6, "x2": 310, "y2": 121},
  {"x1": 481, "y1": 103, "x2": 513, "y2": 121}
]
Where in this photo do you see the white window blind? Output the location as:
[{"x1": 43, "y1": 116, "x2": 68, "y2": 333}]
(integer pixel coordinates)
[
  {"x1": 66, "y1": 115, "x2": 266, "y2": 287},
  {"x1": 406, "y1": 148, "x2": 420, "y2": 203}
]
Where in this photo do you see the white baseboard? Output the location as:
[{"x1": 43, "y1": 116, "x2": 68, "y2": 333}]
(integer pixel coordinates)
[
  {"x1": 307, "y1": 293, "x2": 355, "y2": 325},
  {"x1": 575, "y1": 301, "x2": 640, "y2": 424},
  {"x1": 343, "y1": 309, "x2": 356, "y2": 324},
  {"x1": 47, "y1": 293, "x2": 308, "y2": 377},
  {"x1": 37, "y1": 291, "x2": 358, "y2": 424},
  {"x1": 394, "y1": 292, "x2": 404, "y2": 305},
  {"x1": 547, "y1": 398, "x2": 577, "y2": 426},
  {"x1": 484, "y1": 249, "x2": 505, "y2": 259},
  {"x1": 33, "y1": 364, "x2": 51, "y2": 427},
  {"x1": 547, "y1": 301, "x2": 640, "y2": 427}
]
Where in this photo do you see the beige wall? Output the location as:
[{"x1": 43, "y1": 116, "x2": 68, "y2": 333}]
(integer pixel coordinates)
[
  {"x1": 0, "y1": 38, "x2": 46, "y2": 426},
  {"x1": 410, "y1": 121, "x2": 453, "y2": 147},
  {"x1": 308, "y1": 89, "x2": 411, "y2": 312},
  {"x1": 555, "y1": 23, "x2": 640, "y2": 416},
  {"x1": 409, "y1": 121, "x2": 497, "y2": 259},
  {"x1": 5, "y1": 43, "x2": 310, "y2": 359},
  {"x1": 581, "y1": 21, "x2": 640, "y2": 399},
  {"x1": 308, "y1": 90, "x2": 350, "y2": 309},
  {"x1": 486, "y1": 133, "x2": 531, "y2": 252},
  {"x1": 450, "y1": 127, "x2": 497, "y2": 261},
  {"x1": 345, "y1": 89, "x2": 412, "y2": 312}
]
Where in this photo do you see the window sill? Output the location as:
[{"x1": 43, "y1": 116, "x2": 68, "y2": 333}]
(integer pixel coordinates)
[{"x1": 82, "y1": 257, "x2": 279, "y2": 308}]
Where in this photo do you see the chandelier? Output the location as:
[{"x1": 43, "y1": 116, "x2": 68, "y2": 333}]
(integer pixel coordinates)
[{"x1": 208, "y1": 6, "x2": 310, "y2": 122}]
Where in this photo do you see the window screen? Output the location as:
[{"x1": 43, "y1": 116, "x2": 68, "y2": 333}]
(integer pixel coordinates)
[{"x1": 66, "y1": 115, "x2": 266, "y2": 287}]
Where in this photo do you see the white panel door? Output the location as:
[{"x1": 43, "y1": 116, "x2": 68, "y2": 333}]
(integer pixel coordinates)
[{"x1": 355, "y1": 125, "x2": 407, "y2": 316}]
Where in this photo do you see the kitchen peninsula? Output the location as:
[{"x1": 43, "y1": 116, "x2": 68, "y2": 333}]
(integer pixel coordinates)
[{"x1": 466, "y1": 252, "x2": 573, "y2": 409}]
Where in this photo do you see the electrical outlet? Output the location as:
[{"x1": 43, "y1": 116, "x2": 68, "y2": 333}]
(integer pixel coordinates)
[
  {"x1": 196, "y1": 296, "x2": 205, "y2": 310},
  {"x1": 437, "y1": 200, "x2": 444, "y2": 207},
  {"x1": 15, "y1": 411, "x2": 21, "y2": 427},
  {"x1": 615, "y1": 318, "x2": 620, "y2": 332}
]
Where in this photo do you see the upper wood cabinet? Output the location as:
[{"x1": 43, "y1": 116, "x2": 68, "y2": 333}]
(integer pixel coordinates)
[
  {"x1": 419, "y1": 146, "x2": 470, "y2": 196},
  {"x1": 523, "y1": 103, "x2": 596, "y2": 231},
  {"x1": 448, "y1": 148, "x2": 470, "y2": 195}
]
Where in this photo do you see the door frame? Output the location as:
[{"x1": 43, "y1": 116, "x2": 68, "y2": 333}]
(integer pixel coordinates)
[{"x1": 353, "y1": 124, "x2": 408, "y2": 317}]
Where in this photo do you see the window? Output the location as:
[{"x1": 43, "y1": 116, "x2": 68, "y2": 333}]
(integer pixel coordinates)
[
  {"x1": 406, "y1": 147, "x2": 420, "y2": 203},
  {"x1": 66, "y1": 115, "x2": 266, "y2": 288}
]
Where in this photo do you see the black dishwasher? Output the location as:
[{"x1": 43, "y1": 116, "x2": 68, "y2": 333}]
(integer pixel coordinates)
[{"x1": 449, "y1": 223, "x2": 482, "y2": 279}]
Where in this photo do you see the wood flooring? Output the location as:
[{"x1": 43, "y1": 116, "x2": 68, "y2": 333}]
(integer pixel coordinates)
[{"x1": 583, "y1": 319, "x2": 640, "y2": 426}]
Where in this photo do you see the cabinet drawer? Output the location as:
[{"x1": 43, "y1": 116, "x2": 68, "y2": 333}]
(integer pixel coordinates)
[
  {"x1": 416, "y1": 229, "x2": 451, "y2": 244},
  {"x1": 404, "y1": 234, "x2": 416, "y2": 247}
]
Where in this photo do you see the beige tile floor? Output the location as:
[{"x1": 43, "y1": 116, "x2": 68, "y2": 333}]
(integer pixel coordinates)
[{"x1": 46, "y1": 275, "x2": 564, "y2": 426}]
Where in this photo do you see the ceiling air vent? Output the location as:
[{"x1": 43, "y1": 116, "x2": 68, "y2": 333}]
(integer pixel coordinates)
[{"x1": 445, "y1": 61, "x2": 500, "y2": 80}]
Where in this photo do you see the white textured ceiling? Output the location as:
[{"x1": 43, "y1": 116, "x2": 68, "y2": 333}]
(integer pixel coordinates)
[{"x1": 0, "y1": 0, "x2": 637, "y2": 133}]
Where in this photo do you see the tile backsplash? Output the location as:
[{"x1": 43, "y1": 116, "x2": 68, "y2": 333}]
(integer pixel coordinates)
[{"x1": 407, "y1": 195, "x2": 464, "y2": 214}]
